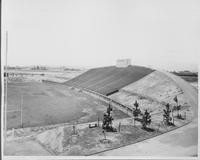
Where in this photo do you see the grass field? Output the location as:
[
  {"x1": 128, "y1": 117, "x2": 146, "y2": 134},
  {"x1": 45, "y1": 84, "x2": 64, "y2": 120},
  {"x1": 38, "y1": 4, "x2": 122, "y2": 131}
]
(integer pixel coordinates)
[{"x1": 6, "y1": 82, "x2": 128, "y2": 129}]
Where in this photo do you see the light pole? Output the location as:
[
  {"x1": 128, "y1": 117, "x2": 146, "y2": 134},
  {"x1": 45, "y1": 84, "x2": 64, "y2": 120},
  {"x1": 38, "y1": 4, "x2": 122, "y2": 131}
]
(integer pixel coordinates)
[{"x1": 4, "y1": 31, "x2": 8, "y2": 139}]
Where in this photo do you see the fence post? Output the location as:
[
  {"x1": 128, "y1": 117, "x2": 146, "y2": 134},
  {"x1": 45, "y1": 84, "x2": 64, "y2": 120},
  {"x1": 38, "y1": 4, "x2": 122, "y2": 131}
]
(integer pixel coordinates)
[
  {"x1": 172, "y1": 110, "x2": 174, "y2": 125},
  {"x1": 118, "y1": 122, "x2": 121, "y2": 132},
  {"x1": 157, "y1": 124, "x2": 160, "y2": 134},
  {"x1": 102, "y1": 130, "x2": 106, "y2": 140},
  {"x1": 97, "y1": 117, "x2": 100, "y2": 127},
  {"x1": 73, "y1": 124, "x2": 75, "y2": 135}
]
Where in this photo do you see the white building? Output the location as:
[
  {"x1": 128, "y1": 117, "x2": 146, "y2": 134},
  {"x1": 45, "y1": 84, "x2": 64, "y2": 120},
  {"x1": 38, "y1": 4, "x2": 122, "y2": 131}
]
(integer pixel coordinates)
[{"x1": 116, "y1": 59, "x2": 131, "y2": 68}]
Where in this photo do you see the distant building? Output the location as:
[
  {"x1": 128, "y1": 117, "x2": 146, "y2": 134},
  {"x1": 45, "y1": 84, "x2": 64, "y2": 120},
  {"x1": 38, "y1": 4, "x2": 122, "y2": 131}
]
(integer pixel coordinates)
[
  {"x1": 116, "y1": 59, "x2": 131, "y2": 68},
  {"x1": 31, "y1": 66, "x2": 47, "y2": 70},
  {"x1": 4, "y1": 72, "x2": 9, "y2": 77}
]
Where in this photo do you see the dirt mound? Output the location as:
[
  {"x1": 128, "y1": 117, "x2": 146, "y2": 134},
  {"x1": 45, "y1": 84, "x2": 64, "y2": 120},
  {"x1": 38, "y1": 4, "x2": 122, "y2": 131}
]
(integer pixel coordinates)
[
  {"x1": 121, "y1": 71, "x2": 188, "y2": 106},
  {"x1": 37, "y1": 127, "x2": 65, "y2": 154}
]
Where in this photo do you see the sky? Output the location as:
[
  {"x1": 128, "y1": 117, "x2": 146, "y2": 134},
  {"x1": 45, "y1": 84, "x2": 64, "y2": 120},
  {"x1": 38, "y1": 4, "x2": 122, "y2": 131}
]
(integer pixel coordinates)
[{"x1": 2, "y1": 0, "x2": 200, "y2": 71}]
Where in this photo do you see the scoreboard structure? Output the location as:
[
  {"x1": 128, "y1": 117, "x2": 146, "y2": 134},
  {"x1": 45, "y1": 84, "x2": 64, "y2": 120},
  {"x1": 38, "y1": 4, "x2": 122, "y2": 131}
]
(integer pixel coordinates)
[{"x1": 116, "y1": 59, "x2": 131, "y2": 68}]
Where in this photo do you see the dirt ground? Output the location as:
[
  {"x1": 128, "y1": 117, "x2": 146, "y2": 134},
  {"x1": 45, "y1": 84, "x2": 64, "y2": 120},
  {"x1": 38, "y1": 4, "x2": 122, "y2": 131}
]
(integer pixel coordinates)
[
  {"x1": 7, "y1": 118, "x2": 159, "y2": 156},
  {"x1": 6, "y1": 82, "x2": 128, "y2": 129},
  {"x1": 4, "y1": 139, "x2": 51, "y2": 156},
  {"x1": 59, "y1": 125, "x2": 158, "y2": 156},
  {"x1": 4, "y1": 107, "x2": 192, "y2": 156}
]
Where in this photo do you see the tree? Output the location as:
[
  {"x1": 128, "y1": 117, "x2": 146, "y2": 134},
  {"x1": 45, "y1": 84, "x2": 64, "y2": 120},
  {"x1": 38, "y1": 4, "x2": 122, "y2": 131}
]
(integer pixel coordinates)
[
  {"x1": 102, "y1": 103, "x2": 116, "y2": 132},
  {"x1": 107, "y1": 103, "x2": 112, "y2": 115},
  {"x1": 133, "y1": 100, "x2": 141, "y2": 118},
  {"x1": 163, "y1": 103, "x2": 172, "y2": 125},
  {"x1": 173, "y1": 96, "x2": 178, "y2": 104},
  {"x1": 177, "y1": 105, "x2": 181, "y2": 116},
  {"x1": 134, "y1": 100, "x2": 139, "y2": 110},
  {"x1": 142, "y1": 110, "x2": 151, "y2": 129}
]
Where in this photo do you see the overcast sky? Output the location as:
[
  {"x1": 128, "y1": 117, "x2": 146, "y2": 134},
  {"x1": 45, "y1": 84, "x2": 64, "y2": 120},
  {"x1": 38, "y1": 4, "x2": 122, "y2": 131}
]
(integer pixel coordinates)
[{"x1": 2, "y1": 0, "x2": 200, "y2": 71}]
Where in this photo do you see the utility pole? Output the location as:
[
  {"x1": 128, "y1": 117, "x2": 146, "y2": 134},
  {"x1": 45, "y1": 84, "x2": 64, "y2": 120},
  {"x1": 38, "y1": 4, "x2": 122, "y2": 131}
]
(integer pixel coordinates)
[{"x1": 4, "y1": 31, "x2": 8, "y2": 139}]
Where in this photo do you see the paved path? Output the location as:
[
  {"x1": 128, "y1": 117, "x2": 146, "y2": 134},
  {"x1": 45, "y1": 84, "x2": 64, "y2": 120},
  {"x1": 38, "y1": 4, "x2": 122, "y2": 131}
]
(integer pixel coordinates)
[{"x1": 4, "y1": 140, "x2": 51, "y2": 156}]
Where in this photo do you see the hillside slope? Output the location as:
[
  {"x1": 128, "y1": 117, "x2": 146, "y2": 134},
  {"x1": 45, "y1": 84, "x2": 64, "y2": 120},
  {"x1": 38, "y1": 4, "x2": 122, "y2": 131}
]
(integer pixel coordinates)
[
  {"x1": 120, "y1": 71, "x2": 188, "y2": 105},
  {"x1": 109, "y1": 71, "x2": 193, "y2": 115}
]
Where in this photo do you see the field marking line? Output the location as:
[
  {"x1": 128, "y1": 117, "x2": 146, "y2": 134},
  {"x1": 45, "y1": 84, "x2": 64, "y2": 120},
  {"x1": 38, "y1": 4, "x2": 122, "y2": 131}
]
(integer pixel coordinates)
[{"x1": 6, "y1": 110, "x2": 21, "y2": 113}]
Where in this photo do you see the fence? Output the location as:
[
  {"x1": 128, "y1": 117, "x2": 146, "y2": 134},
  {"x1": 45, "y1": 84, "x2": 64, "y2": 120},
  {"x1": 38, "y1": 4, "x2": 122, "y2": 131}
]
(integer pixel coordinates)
[
  {"x1": 42, "y1": 81, "x2": 190, "y2": 122},
  {"x1": 43, "y1": 80, "x2": 134, "y2": 116}
]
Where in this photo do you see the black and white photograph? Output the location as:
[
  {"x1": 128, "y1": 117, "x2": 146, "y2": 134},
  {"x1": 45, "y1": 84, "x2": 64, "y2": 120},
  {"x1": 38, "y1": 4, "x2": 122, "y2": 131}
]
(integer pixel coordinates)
[{"x1": 1, "y1": 0, "x2": 199, "y2": 159}]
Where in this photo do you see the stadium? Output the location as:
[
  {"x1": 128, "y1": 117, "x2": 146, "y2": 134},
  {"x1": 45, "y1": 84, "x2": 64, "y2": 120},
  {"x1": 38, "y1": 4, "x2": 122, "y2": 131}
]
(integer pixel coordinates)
[{"x1": 4, "y1": 60, "x2": 198, "y2": 156}]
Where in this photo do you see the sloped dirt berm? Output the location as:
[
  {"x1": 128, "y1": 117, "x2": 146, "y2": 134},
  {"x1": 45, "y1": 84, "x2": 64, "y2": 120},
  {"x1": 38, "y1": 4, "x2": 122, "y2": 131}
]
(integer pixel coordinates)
[
  {"x1": 36, "y1": 123, "x2": 157, "y2": 155},
  {"x1": 35, "y1": 112, "x2": 192, "y2": 156},
  {"x1": 110, "y1": 71, "x2": 193, "y2": 116}
]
